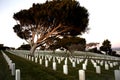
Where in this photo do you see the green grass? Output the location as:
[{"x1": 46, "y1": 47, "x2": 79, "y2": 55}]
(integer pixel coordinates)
[
  {"x1": 0, "y1": 51, "x2": 14, "y2": 80},
  {"x1": 39, "y1": 56, "x2": 118, "y2": 80},
  {"x1": 4, "y1": 51, "x2": 75, "y2": 80},
  {"x1": 1, "y1": 50, "x2": 120, "y2": 80},
  {"x1": 85, "y1": 59, "x2": 115, "y2": 80}
]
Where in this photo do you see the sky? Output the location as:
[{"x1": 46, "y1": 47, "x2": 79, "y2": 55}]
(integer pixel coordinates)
[{"x1": 0, "y1": 0, "x2": 120, "y2": 48}]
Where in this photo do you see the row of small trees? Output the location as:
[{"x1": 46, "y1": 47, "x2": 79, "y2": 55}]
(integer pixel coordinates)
[{"x1": 88, "y1": 39, "x2": 118, "y2": 56}]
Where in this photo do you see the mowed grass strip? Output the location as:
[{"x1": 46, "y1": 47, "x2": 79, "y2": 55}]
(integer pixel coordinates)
[
  {"x1": 4, "y1": 51, "x2": 75, "y2": 80},
  {"x1": 0, "y1": 51, "x2": 14, "y2": 80}
]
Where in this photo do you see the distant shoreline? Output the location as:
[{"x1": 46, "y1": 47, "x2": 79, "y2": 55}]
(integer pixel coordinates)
[
  {"x1": 112, "y1": 47, "x2": 120, "y2": 50},
  {"x1": 112, "y1": 47, "x2": 120, "y2": 55}
]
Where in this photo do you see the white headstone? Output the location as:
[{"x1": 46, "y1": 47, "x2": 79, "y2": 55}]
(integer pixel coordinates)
[
  {"x1": 64, "y1": 58, "x2": 67, "y2": 65},
  {"x1": 96, "y1": 66, "x2": 101, "y2": 74},
  {"x1": 110, "y1": 63, "x2": 113, "y2": 68},
  {"x1": 29, "y1": 56, "x2": 31, "y2": 60},
  {"x1": 9, "y1": 60, "x2": 12, "y2": 70},
  {"x1": 93, "y1": 63, "x2": 97, "y2": 68},
  {"x1": 45, "y1": 60, "x2": 48, "y2": 67},
  {"x1": 26, "y1": 55, "x2": 28, "y2": 59},
  {"x1": 58, "y1": 59, "x2": 61, "y2": 64},
  {"x1": 113, "y1": 62, "x2": 116, "y2": 66},
  {"x1": 100, "y1": 61, "x2": 103, "y2": 66},
  {"x1": 97, "y1": 60, "x2": 100, "y2": 64},
  {"x1": 114, "y1": 70, "x2": 120, "y2": 80},
  {"x1": 35, "y1": 57, "x2": 38, "y2": 63},
  {"x1": 105, "y1": 64, "x2": 109, "y2": 70},
  {"x1": 82, "y1": 64, "x2": 86, "y2": 70},
  {"x1": 61, "y1": 57, "x2": 65, "y2": 61},
  {"x1": 39, "y1": 59, "x2": 42, "y2": 65},
  {"x1": 53, "y1": 62, "x2": 56, "y2": 70},
  {"x1": 78, "y1": 70, "x2": 85, "y2": 80},
  {"x1": 15, "y1": 69, "x2": 20, "y2": 80},
  {"x1": 45, "y1": 56, "x2": 47, "y2": 60},
  {"x1": 77, "y1": 59, "x2": 80, "y2": 64},
  {"x1": 32, "y1": 57, "x2": 34, "y2": 62},
  {"x1": 80, "y1": 59, "x2": 83, "y2": 63},
  {"x1": 11, "y1": 63, "x2": 15, "y2": 76},
  {"x1": 48, "y1": 56, "x2": 52, "y2": 61},
  {"x1": 72, "y1": 61, "x2": 76, "y2": 67},
  {"x1": 84, "y1": 59, "x2": 88, "y2": 65},
  {"x1": 63, "y1": 65, "x2": 68, "y2": 75}
]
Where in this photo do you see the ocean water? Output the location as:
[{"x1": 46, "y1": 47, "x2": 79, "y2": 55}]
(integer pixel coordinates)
[{"x1": 112, "y1": 48, "x2": 120, "y2": 55}]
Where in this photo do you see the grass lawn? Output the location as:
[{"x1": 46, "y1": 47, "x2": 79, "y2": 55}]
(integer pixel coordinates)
[
  {"x1": 4, "y1": 51, "x2": 75, "y2": 80},
  {"x1": 0, "y1": 51, "x2": 14, "y2": 80},
  {"x1": 1, "y1": 50, "x2": 119, "y2": 80}
]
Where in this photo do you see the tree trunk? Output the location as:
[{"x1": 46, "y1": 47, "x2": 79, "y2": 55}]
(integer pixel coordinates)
[{"x1": 30, "y1": 44, "x2": 38, "y2": 56}]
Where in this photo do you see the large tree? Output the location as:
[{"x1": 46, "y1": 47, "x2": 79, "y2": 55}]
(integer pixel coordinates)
[{"x1": 13, "y1": 0, "x2": 89, "y2": 55}]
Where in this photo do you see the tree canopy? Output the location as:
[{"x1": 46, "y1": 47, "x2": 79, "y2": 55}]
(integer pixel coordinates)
[
  {"x1": 17, "y1": 44, "x2": 31, "y2": 50},
  {"x1": 100, "y1": 39, "x2": 112, "y2": 55},
  {"x1": 49, "y1": 37, "x2": 86, "y2": 52},
  {"x1": 13, "y1": 0, "x2": 89, "y2": 55}
]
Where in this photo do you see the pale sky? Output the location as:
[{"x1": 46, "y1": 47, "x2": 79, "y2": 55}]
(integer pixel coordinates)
[{"x1": 0, "y1": 0, "x2": 120, "y2": 48}]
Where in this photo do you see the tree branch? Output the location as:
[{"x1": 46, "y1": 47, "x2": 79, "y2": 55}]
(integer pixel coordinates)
[{"x1": 36, "y1": 23, "x2": 62, "y2": 43}]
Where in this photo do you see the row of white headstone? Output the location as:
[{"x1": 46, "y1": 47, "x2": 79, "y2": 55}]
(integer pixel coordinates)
[
  {"x1": 96, "y1": 60, "x2": 120, "y2": 80},
  {"x1": 26, "y1": 54, "x2": 120, "y2": 80},
  {"x1": 91, "y1": 59, "x2": 120, "y2": 80},
  {"x1": 27, "y1": 55, "x2": 85, "y2": 80},
  {"x1": 28, "y1": 54, "x2": 119, "y2": 71},
  {"x1": 10, "y1": 50, "x2": 120, "y2": 61},
  {"x1": 8, "y1": 50, "x2": 120, "y2": 80},
  {"x1": 92, "y1": 59, "x2": 120, "y2": 70},
  {"x1": 17, "y1": 53, "x2": 85, "y2": 80},
  {"x1": 1, "y1": 51, "x2": 20, "y2": 80},
  {"x1": 9, "y1": 51, "x2": 84, "y2": 80}
]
